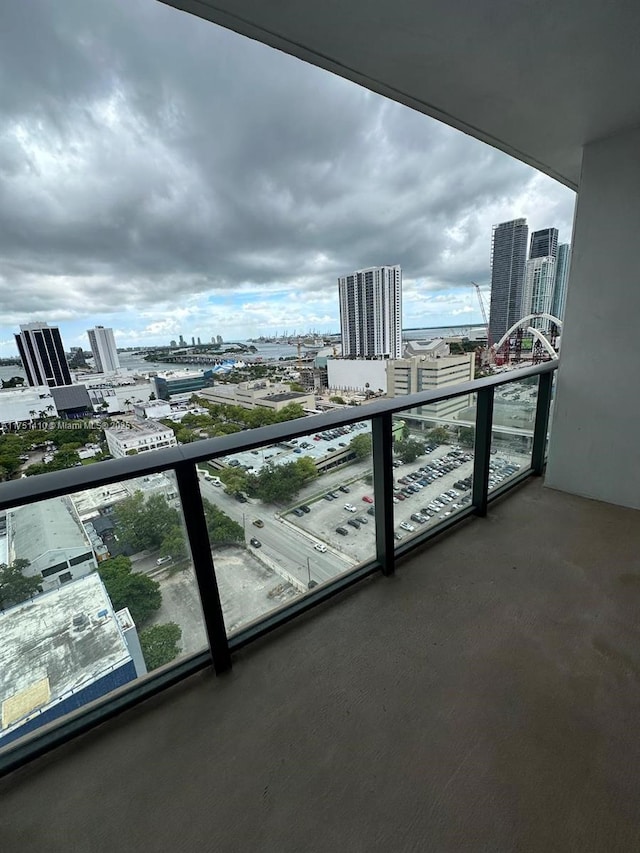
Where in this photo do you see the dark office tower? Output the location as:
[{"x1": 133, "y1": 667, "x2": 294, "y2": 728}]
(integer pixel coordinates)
[
  {"x1": 15, "y1": 322, "x2": 72, "y2": 387},
  {"x1": 488, "y1": 219, "x2": 529, "y2": 344},
  {"x1": 529, "y1": 227, "x2": 558, "y2": 260}
]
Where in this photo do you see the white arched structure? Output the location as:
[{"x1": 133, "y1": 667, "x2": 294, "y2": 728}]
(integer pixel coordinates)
[{"x1": 492, "y1": 313, "x2": 563, "y2": 356}]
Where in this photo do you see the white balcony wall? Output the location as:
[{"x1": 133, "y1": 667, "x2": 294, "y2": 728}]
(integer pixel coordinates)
[{"x1": 546, "y1": 126, "x2": 640, "y2": 509}]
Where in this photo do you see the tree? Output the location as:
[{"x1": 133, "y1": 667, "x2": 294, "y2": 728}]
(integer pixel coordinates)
[
  {"x1": 98, "y1": 556, "x2": 161, "y2": 625},
  {"x1": 114, "y1": 491, "x2": 184, "y2": 554},
  {"x1": 427, "y1": 427, "x2": 449, "y2": 445},
  {"x1": 203, "y1": 500, "x2": 244, "y2": 544},
  {"x1": 253, "y1": 457, "x2": 317, "y2": 504},
  {"x1": 139, "y1": 623, "x2": 182, "y2": 671},
  {"x1": 394, "y1": 438, "x2": 423, "y2": 464},
  {"x1": 458, "y1": 427, "x2": 475, "y2": 448},
  {"x1": 330, "y1": 395, "x2": 346, "y2": 405},
  {"x1": 159, "y1": 527, "x2": 188, "y2": 562},
  {"x1": 0, "y1": 560, "x2": 40, "y2": 609},
  {"x1": 289, "y1": 382, "x2": 305, "y2": 392},
  {"x1": 1, "y1": 376, "x2": 25, "y2": 388},
  {"x1": 350, "y1": 433, "x2": 372, "y2": 459}
]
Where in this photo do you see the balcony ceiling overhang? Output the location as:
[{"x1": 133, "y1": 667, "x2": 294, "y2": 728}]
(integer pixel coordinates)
[{"x1": 160, "y1": 0, "x2": 640, "y2": 190}]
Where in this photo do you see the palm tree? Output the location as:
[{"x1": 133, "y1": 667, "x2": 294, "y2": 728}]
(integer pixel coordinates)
[{"x1": 29, "y1": 410, "x2": 37, "y2": 420}]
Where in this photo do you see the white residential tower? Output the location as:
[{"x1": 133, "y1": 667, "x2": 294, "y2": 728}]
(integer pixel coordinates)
[{"x1": 338, "y1": 265, "x2": 402, "y2": 359}]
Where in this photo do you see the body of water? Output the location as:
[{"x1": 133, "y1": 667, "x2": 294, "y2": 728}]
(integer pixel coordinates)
[{"x1": 0, "y1": 325, "x2": 485, "y2": 382}]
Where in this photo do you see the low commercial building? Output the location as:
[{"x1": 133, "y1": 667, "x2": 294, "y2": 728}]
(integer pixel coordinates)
[
  {"x1": 386, "y1": 352, "x2": 475, "y2": 420},
  {"x1": 50, "y1": 384, "x2": 93, "y2": 418},
  {"x1": 200, "y1": 380, "x2": 315, "y2": 412},
  {"x1": 104, "y1": 420, "x2": 177, "y2": 459},
  {"x1": 6, "y1": 496, "x2": 98, "y2": 593},
  {"x1": 132, "y1": 400, "x2": 172, "y2": 420},
  {"x1": 0, "y1": 574, "x2": 145, "y2": 746},
  {"x1": 326, "y1": 358, "x2": 388, "y2": 394},
  {"x1": 87, "y1": 386, "x2": 121, "y2": 414},
  {"x1": 0, "y1": 386, "x2": 58, "y2": 427},
  {"x1": 151, "y1": 369, "x2": 215, "y2": 400}
]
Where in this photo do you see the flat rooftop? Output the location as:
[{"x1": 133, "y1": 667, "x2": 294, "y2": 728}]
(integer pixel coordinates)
[
  {"x1": 9, "y1": 497, "x2": 89, "y2": 566},
  {"x1": 104, "y1": 419, "x2": 172, "y2": 440},
  {"x1": 263, "y1": 392, "x2": 308, "y2": 402},
  {"x1": 0, "y1": 574, "x2": 130, "y2": 739}
]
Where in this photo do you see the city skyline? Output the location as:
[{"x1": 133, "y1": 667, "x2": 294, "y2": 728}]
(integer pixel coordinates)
[{"x1": 0, "y1": 1, "x2": 574, "y2": 355}]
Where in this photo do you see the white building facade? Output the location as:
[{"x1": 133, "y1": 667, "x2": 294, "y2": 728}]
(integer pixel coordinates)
[
  {"x1": 104, "y1": 420, "x2": 177, "y2": 458},
  {"x1": 0, "y1": 386, "x2": 58, "y2": 426},
  {"x1": 522, "y1": 257, "x2": 557, "y2": 327},
  {"x1": 87, "y1": 326, "x2": 120, "y2": 373},
  {"x1": 326, "y1": 358, "x2": 388, "y2": 393},
  {"x1": 338, "y1": 265, "x2": 402, "y2": 359}
]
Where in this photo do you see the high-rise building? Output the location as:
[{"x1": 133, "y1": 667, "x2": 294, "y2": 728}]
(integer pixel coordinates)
[
  {"x1": 522, "y1": 256, "x2": 557, "y2": 328},
  {"x1": 15, "y1": 322, "x2": 72, "y2": 388},
  {"x1": 529, "y1": 227, "x2": 558, "y2": 260},
  {"x1": 552, "y1": 243, "x2": 571, "y2": 320},
  {"x1": 488, "y1": 219, "x2": 529, "y2": 344},
  {"x1": 87, "y1": 326, "x2": 120, "y2": 373},
  {"x1": 338, "y1": 265, "x2": 402, "y2": 359}
]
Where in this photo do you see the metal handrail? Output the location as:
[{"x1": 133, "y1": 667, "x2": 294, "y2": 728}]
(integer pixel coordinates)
[
  {"x1": 0, "y1": 361, "x2": 555, "y2": 512},
  {"x1": 0, "y1": 359, "x2": 557, "y2": 774}
]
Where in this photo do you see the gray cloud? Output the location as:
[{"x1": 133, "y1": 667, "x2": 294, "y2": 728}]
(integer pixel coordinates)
[{"x1": 0, "y1": 0, "x2": 574, "y2": 331}]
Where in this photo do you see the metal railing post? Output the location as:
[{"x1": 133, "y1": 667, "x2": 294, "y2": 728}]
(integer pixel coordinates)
[
  {"x1": 174, "y1": 462, "x2": 231, "y2": 673},
  {"x1": 472, "y1": 387, "x2": 494, "y2": 517},
  {"x1": 531, "y1": 370, "x2": 554, "y2": 475},
  {"x1": 371, "y1": 413, "x2": 395, "y2": 576}
]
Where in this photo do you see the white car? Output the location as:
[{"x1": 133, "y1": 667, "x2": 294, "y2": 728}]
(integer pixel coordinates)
[
  {"x1": 314, "y1": 543, "x2": 327, "y2": 553},
  {"x1": 344, "y1": 504, "x2": 357, "y2": 512},
  {"x1": 156, "y1": 555, "x2": 172, "y2": 565},
  {"x1": 400, "y1": 521, "x2": 415, "y2": 532}
]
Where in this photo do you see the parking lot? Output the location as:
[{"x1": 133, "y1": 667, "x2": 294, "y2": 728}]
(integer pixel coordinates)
[
  {"x1": 224, "y1": 421, "x2": 371, "y2": 475},
  {"x1": 284, "y1": 441, "x2": 530, "y2": 557}
]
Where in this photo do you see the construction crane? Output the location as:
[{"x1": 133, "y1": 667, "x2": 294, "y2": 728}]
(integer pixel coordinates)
[{"x1": 471, "y1": 282, "x2": 494, "y2": 365}]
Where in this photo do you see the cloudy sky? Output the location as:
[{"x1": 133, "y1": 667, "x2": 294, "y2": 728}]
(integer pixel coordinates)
[{"x1": 0, "y1": 0, "x2": 575, "y2": 355}]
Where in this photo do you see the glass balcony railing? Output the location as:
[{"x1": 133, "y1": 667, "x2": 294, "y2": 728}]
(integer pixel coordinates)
[{"x1": 0, "y1": 361, "x2": 557, "y2": 773}]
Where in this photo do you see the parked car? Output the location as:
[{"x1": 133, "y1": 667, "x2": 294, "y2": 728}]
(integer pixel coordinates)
[
  {"x1": 344, "y1": 504, "x2": 357, "y2": 512},
  {"x1": 347, "y1": 518, "x2": 360, "y2": 529},
  {"x1": 156, "y1": 555, "x2": 172, "y2": 565},
  {"x1": 324, "y1": 493, "x2": 335, "y2": 501},
  {"x1": 362, "y1": 495, "x2": 374, "y2": 504},
  {"x1": 339, "y1": 485, "x2": 350, "y2": 493},
  {"x1": 292, "y1": 507, "x2": 304, "y2": 517},
  {"x1": 300, "y1": 505, "x2": 311, "y2": 514},
  {"x1": 400, "y1": 521, "x2": 415, "y2": 532},
  {"x1": 336, "y1": 527, "x2": 349, "y2": 536},
  {"x1": 367, "y1": 506, "x2": 375, "y2": 516}
]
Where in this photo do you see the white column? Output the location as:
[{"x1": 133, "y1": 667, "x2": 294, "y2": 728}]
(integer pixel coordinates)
[{"x1": 546, "y1": 126, "x2": 640, "y2": 508}]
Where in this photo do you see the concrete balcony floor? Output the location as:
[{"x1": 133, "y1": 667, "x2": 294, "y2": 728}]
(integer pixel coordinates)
[{"x1": 3, "y1": 477, "x2": 640, "y2": 852}]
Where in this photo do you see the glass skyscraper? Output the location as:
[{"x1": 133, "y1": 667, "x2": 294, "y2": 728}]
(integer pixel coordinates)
[
  {"x1": 552, "y1": 243, "x2": 571, "y2": 320},
  {"x1": 529, "y1": 227, "x2": 558, "y2": 260},
  {"x1": 488, "y1": 219, "x2": 529, "y2": 344}
]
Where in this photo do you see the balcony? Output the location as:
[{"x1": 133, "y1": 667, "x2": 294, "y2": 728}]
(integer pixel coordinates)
[{"x1": 3, "y1": 450, "x2": 640, "y2": 848}]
